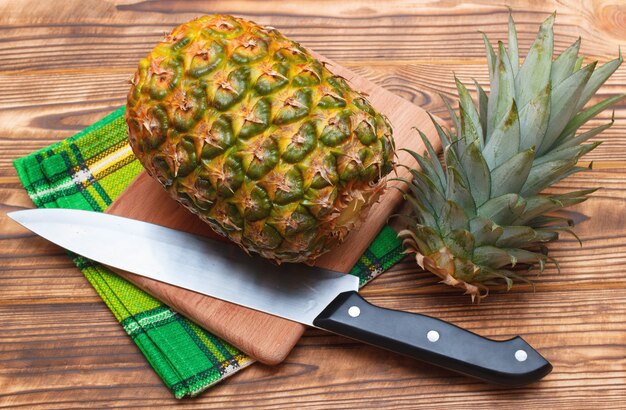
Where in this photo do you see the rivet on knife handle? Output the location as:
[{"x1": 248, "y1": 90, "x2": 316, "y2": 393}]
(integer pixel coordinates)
[{"x1": 313, "y1": 291, "x2": 552, "y2": 386}]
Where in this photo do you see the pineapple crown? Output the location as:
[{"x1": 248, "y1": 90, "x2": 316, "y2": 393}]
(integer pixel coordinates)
[
  {"x1": 399, "y1": 12, "x2": 624, "y2": 300},
  {"x1": 450, "y1": 12, "x2": 623, "y2": 199}
]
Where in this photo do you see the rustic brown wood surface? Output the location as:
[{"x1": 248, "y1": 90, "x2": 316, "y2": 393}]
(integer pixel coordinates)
[{"x1": 1, "y1": 0, "x2": 625, "y2": 408}]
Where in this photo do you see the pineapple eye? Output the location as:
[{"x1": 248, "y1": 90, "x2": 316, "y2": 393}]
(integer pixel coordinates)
[
  {"x1": 208, "y1": 16, "x2": 242, "y2": 38},
  {"x1": 282, "y1": 121, "x2": 317, "y2": 164},
  {"x1": 319, "y1": 111, "x2": 351, "y2": 147},
  {"x1": 254, "y1": 62, "x2": 290, "y2": 95},
  {"x1": 355, "y1": 119, "x2": 377, "y2": 145},
  {"x1": 238, "y1": 97, "x2": 271, "y2": 139},
  {"x1": 189, "y1": 41, "x2": 224, "y2": 78},
  {"x1": 232, "y1": 38, "x2": 268, "y2": 64},
  {"x1": 273, "y1": 88, "x2": 312, "y2": 125},
  {"x1": 212, "y1": 66, "x2": 250, "y2": 111}
]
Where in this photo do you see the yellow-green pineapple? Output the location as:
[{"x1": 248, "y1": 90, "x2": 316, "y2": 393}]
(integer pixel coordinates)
[{"x1": 126, "y1": 15, "x2": 395, "y2": 263}]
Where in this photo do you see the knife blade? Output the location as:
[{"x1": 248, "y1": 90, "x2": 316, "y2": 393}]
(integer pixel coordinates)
[{"x1": 9, "y1": 208, "x2": 552, "y2": 386}]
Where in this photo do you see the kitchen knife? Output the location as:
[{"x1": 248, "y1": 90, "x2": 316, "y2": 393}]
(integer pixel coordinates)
[{"x1": 9, "y1": 208, "x2": 552, "y2": 386}]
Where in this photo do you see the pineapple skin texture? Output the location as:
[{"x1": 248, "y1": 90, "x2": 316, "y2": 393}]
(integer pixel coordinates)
[{"x1": 125, "y1": 15, "x2": 395, "y2": 263}]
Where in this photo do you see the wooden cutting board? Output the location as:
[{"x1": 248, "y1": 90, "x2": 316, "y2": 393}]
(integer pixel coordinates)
[{"x1": 106, "y1": 53, "x2": 442, "y2": 365}]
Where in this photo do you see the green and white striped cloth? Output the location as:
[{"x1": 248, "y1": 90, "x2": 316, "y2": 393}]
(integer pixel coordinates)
[{"x1": 13, "y1": 106, "x2": 405, "y2": 398}]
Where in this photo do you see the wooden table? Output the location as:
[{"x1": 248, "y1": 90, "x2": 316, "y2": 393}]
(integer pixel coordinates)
[{"x1": 1, "y1": 1, "x2": 625, "y2": 408}]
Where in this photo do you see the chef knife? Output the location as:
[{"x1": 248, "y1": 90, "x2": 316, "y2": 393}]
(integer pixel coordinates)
[{"x1": 9, "y1": 208, "x2": 552, "y2": 386}]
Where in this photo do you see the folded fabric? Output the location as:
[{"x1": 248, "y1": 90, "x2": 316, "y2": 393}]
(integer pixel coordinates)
[{"x1": 13, "y1": 106, "x2": 405, "y2": 398}]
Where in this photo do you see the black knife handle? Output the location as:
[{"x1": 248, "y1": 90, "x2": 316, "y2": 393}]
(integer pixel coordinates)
[{"x1": 313, "y1": 291, "x2": 552, "y2": 386}]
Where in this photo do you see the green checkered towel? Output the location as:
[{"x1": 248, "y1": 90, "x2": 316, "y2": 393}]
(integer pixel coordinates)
[{"x1": 13, "y1": 106, "x2": 405, "y2": 398}]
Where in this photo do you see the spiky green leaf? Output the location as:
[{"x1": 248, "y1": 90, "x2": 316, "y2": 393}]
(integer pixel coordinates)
[
  {"x1": 534, "y1": 142, "x2": 600, "y2": 166},
  {"x1": 414, "y1": 225, "x2": 446, "y2": 253},
  {"x1": 473, "y1": 246, "x2": 516, "y2": 268},
  {"x1": 443, "y1": 144, "x2": 467, "y2": 185},
  {"x1": 445, "y1": 228, "x2": 475, "y2": 259},
  {"x1": 574, "y1": 53, "x2": 624, "y2": 113},
  {"x1": 441, "y1": 95, "x2": 460, "y2": 136},
  {"x1": 446, "y1": 166, "x2": 476, "y2": 215},
  {"x1": 469, "y1": 216, "x2": 503, "y2": 247},
  {"x1": 528, "y1": 215, "x2": 574, "y2": 228},
  {"x1": 518, "y1": 82, "x2": 551, "y2": 151},
  {"x1": 550, "y1": 38, "x2": 581, "y2": 87},
  {"x1": 522, "y1": 158, "x2": 578, "y2": 196},
  {"x1": 479, "y1": 268, "x2": 517, "y2": 289},
  {"x1": 456, "y1": 77, "x2": 484, "y2": 143},
  {"x1": 407, "y1": 170, "x2": 447, "y2": 211},
  {"x1": 490, "y1": 147, "x2": 534, "y2": 197},
  {"x1": 558, "y1": 94, "x2": 626, "y2": 140},
  {"x1": 428, "y1": 112, "x2": 452, "y2": 149},
  {"x1": 539, "y1": 62, "x2": 596, "y2": 155},
  {"x1": 496, "y1": 226, "x2": 538, "y2": 248},
  {"x1": 401, "y1": 175, "x2": 437, "y2": 217},
  {"x1": 418, "y1": 129, "x2": 446, "y2": 187},
  {"x1": 481, "y1": 31, "x2": 497, "y2": 78},
  {"x1": 440, "y1": 200, "x2": 470, "y2": 234},
  {"x1": 453, "y1": 258, "x2": 481, "y2": 282},
  {"x1": 487, "y1": 42, "x2": 516, "y2": 140},
  {"x1": 403, "y1": 147, "x2": 445, "y2": 193},
  {"x1": 473, "y1": 79, "x2": 489, "y2": 145},
  {"x1": 478, "y1": 194, "x2": 526, "y2": 225},
  {"x1": 403, "y1": 193, "x2": 438, "y2": 228},
  {"x1": 508, "y1": 11, "x2": 519, "y2": 76},
  {"x1": 483, "y1": 100, "x2": 521, "y2": 169},
  {"x1": 533, "y1": 229, "x2": 559, "y2": 242},
  {"x1": 514, "y1": 13, "x2": 554, "y2": 109},
  {"x1": 460, "y1": 140, "x2": 491, "y2": 206},
  {"x1": 556, "y1": 115, "x2": 614, "y2": 149},
  {"x1": 513, "y1": 191, "x2": 593, "y2": 226},
  {"x1": 399, "y1": 225, "x2": 442, "y2": 256},
  {"x1": 506, "y1": 248, "x2": 547, "y2": 265}
]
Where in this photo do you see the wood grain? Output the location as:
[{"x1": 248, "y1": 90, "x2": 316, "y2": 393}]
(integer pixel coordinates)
[{"x1": 1, "y1": 0, "x2": 626, "y2": 408}]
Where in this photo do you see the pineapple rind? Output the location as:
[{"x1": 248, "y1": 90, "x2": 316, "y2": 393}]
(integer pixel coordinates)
[{"x1": 126, "y1": 15, "x2": 395, "y2": 263}]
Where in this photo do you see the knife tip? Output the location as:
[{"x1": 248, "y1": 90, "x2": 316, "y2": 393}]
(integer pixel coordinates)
[
  {"x1": 6, "y1": 210, "x2": 19, "y2": 220},
  {"x1": 6, "y1": 209, "x2": 32, "y2": 225}
]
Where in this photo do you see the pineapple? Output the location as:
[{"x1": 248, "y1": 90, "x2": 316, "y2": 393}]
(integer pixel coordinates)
[
  {"x1": 126, "y1": 15, "x2": 394, "y2": 263},
  {"x1": 399, "y1": 13, "x2": 624, "y2": 300}
]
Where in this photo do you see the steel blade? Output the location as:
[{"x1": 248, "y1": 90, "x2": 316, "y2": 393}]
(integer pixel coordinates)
[{"x1": 9, "y1": 209, "x2": 359, "y2": 326}]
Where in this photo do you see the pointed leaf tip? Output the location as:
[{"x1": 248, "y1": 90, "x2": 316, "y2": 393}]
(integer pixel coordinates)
[
  {"x1": 481, "y1": 31, "x2": 496, "y2": 76},
  {"x1": 507, "y1": 9, "x2": 519, "y2": 74},
  {"x1": 515, "y1": 13, "x2": 554, "y2": 111}
]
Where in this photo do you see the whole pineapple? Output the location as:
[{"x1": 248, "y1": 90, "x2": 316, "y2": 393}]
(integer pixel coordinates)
[
  {"x1": 126, "y1": 15, "x2": 394, "y2": 263},
  {"x1": 399, "y1": 13, "x2": 624, "y2": 300}
]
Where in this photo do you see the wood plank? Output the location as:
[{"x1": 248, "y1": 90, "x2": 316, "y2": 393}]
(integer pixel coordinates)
[
  {"x1": 1, "y1": 0, "x2": 624, "y2": 168},
  {"x1": 1, "y1": 0, "x2": 626, "y2": 407},
  {"x1": 0, "y1": 0, "x2": 624, "y2": 66}
]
